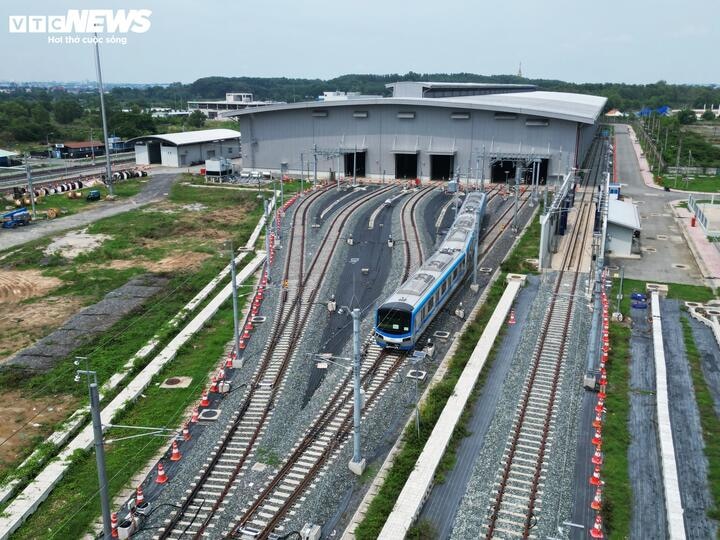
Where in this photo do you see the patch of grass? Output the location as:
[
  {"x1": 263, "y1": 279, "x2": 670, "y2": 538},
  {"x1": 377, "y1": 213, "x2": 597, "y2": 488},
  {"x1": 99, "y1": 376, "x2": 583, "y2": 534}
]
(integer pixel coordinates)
[
  {"x1": 655, "y1": 175, "x2": 720, "y2": 193},
  {"x1": 600, "y1": 321, "x2": 632, "y2": 538},
  {"x1": 500, "y1": 212, "x2": 541, "y2": 274},
  {"x1": 407, "y1": 518, "x2": 438, "y2": 540},
  {"x1": 616, "y1": 278, "x2": 715, "y2": 314},
  {"x1": 10, "y1": 295, "x2": 247, "y2": 540},
  {"x1": 12, "y1": 181, "x2": 142, "y2": 218},
  {"x1": 680, "y1": 316, "x2": 720, "y2": 521}
]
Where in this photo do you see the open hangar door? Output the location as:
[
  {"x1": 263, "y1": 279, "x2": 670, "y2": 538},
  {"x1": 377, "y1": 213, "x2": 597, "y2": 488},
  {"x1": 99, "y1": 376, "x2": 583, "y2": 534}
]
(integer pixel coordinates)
[
  {"x1": 394, "y1": 152, "x2": 418, "y2": 179},
  {"x1": 147, "y1": 142, "x2": 162, "y2": 164},
  {"x1": 491, "y1": 158, "x2": 549, "y2": 184},
  {"x1": 343, "y1": 151, "x2": 366, "y2": 177},
  {"x1": 430, "y1": 154, "x2": 454, "y2": 180}
]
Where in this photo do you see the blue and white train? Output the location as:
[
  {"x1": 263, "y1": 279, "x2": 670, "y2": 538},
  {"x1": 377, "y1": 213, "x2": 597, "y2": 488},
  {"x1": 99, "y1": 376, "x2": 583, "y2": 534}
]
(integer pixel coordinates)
[{"x1": 375, "y1": 191, "x2": 487, "y2": 350}]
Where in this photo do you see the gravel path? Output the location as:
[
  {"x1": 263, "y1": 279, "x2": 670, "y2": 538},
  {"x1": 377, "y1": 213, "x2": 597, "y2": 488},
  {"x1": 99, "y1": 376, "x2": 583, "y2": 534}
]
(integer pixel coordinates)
[
  {"x1": 661, "y1": 300, "x2": 717, "y2": 539},
  {"x1": 420, "y1": 275, "x2": 540, "y2": 539},
  {"x1": 626, "y1": 305, "x2": 668, "y2": 539}
]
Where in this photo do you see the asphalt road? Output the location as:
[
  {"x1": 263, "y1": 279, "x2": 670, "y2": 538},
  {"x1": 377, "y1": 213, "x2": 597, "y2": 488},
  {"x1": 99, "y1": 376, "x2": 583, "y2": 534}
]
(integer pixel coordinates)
[
  {"x1": 609, "y1": 125, "x2": 703, "y2": 284},
  {"x1": 0, "y1": 173, "x2": 179, "y2": 251}
]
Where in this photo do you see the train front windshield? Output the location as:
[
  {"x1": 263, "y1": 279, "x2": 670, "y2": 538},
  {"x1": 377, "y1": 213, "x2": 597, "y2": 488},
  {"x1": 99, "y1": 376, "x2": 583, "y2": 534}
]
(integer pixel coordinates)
[{"x1": 377, "y1": 307, "x2": 411, "y2": 335}]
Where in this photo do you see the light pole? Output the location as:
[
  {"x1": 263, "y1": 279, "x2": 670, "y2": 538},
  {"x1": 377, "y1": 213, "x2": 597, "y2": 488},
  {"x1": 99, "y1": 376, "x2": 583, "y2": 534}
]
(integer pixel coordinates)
[
  {"x1": 46, "y1": 132, "x2": 54, "y2": 158},
  {"x1": 309, "y1": 307, "x2": 366, "y2": 475},
  {"x1": 74, "y1": 357, "x2": 111, "y2": 540},
  {"x1": 93, "y1": 34, "x2": 113, "y2": 196}
]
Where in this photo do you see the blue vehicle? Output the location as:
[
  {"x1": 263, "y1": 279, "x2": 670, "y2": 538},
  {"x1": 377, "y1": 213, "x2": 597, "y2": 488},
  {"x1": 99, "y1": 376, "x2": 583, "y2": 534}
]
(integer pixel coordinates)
[
  {"x1": 375, "y1": 191, "x2": 487, "y2": 350},
  {"x1": 2, "y1": 208, "x2": 31, "y2": 229}
]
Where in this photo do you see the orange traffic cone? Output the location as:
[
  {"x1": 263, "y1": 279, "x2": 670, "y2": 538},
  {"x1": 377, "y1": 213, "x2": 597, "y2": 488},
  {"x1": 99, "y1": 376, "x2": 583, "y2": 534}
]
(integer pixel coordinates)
[
  {"x1": 508, "y1": 310, "x2": 516, "y2": 325},
  {"x1": 590, "y1": 514, "x2": 604, "y2": 538},
  {"x1": 190, "y1": 407, "x2": 199, "y2": 423},
  {"x1": 592, "y1": 428, "x2": 603, "y2": 446},
  {"x1": 591, "y1": 446, "x2": 603, "y2": 465},
  {"x1": 242, "y1": 329, "x2": 251, "y2": 340},
  {"x1": 595, "y1": 399, "x2": 605, "y2": 414},
  {"x1": 111, "y1": 512, "x2": 119, "y2": 537},
  {"x1": 589, "y1": 464, "x2": 602, "y2": 486},
  {"x1": 592, "y1": 412, "x2": 603, "y2": 428},
  {"x1": 239, "y1": 339, "x2": 247, "y2": 350},
  {"x1": 136, "y1": 486, "x2": 145, "y2": 507},
  {"x1": 156, "y1": 462, "x2": 168, "y2": 484},
  {"x1": 182, "y1": 422, "x2": 191, "y2": 441},
  {"x1": 170, "y1": 440, "x2": 182, "y2": 461},
  {"x1": 210, "y1": 376, "x2": 218, "y2": 393},
  {"x1": 590, "y1": 487, "x2": 602, "y2": 511},
  {"x1": 200, "y1": 389, "x2": 210, "y2": 407}
]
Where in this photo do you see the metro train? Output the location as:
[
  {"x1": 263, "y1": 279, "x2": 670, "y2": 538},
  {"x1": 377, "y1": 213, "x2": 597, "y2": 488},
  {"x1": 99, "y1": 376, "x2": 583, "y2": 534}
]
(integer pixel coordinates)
[{"x1": 375, "y1": 191, "x2": 487, "y2": 350}]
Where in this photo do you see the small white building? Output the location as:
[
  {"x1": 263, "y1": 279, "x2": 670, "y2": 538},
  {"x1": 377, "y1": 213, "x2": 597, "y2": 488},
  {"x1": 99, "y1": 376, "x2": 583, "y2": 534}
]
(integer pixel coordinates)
[
  {"x1": 187, "y1": 93, "x2": 280, "y2": 119},
  {"x1": 607, "y1": 198, "x2": 641, "y2": 257},
  {"x1": 130, "y1": 129, "x2": 241, "y2": 168}
]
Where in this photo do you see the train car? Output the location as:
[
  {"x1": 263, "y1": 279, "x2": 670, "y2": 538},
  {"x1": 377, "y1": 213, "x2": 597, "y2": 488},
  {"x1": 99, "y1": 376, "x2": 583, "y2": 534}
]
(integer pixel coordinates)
[{"x1": 375, "y1": 191, "x2": 486, "y2": 350}]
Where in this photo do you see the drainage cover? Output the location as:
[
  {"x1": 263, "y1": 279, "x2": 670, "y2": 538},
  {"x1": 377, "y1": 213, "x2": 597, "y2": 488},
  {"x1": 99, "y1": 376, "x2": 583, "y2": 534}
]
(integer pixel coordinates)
[
  {"x1": 407, "y1": 370, "x2": 427, "y2": 381},
  {"x1": 672, "y1": 263, "x2": 688, "y2": 269},
  {"x1": 433, "y1": 331, "x2": 451, "y2": 340},
  {"x1": 643, "y1": 247, "x2": 657, "y2": 253},
  {"x1": 160, "y1": 376, "x2": 192, "y2": 389},
  {"x1": 198, "y1": 409, "x2": 220, "y2": 421},
  {"x1": 479, "y1": 267, "x2": 493, "y2": 274},
  {"x1": 656, "y1": 234, "x2": 668, "y2": 240},
  {"x1": 251, "y1": 316, "x2": 267, "y2": 323}
]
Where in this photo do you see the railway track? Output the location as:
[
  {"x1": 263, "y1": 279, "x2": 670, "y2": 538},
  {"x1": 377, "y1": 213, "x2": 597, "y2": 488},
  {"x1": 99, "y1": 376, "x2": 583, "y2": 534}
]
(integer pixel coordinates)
[
  {"x1": 481, "y1": 138, "x2": 605, "y2": 539},
  {"x1": 155, "y1": 185, "x2": 394, "y2": 539},
  {"x1": 0, "y1": 155, "x2": 136, "y2": 190},
  {"x1": 224, "y1": 181, "x2": 533, "y2": 539}
]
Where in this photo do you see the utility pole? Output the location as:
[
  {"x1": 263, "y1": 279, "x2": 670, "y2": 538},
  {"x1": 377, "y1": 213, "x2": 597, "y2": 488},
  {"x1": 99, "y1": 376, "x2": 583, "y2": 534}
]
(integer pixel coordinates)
[
  {"x1": 263, "y1": 198, "x2": 270, "y2": 256},
  {"x1": 24, "y1": 157, "x2": 37, "y2": 219},
  {"x1": 471, "y1": 195, "x2": 481, "y2": 292},
  {"x1": 93, "y1": 35, "x2": 113, "y2": 196},
  {"x1": 353, "y1": 145, "x2": 357, "y2": 187},
  {"x1": 75, "y1": 358, "x2": 111, "y2": 540},
  {"x1": 348, "y1": 308, "x2": 366, "y2": 475},
  {"x1": 300, "y1": 153, "x2": 304, "y2": 196},
  {"x1": 675, "y1": 137, "x2": 682, "y2": 188},
  {"x1": 512, "y1": 165, "x2": 521, "y2": 233},
  {"x1": 90, "y1": 128, "x2": 96, "y2": 165},
  {"x1": 228, "y1": 241, "x2": 241, "y2": 368}
]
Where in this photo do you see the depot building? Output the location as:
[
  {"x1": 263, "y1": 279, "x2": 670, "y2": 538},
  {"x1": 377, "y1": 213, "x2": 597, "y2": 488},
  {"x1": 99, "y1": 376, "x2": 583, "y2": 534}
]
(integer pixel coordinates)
[
  {"x1": 227, "y1": 81, "x2": 607, "y2": 183},
  {"x1": 130, "y1": 128, "x2": 241, "y2": 167}
]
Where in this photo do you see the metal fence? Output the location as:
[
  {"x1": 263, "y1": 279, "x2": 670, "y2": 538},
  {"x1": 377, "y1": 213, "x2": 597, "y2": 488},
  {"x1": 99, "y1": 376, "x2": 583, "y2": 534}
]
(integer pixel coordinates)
[{"x1": 688, "y1": 194, "x2": 720, "y2": 236}]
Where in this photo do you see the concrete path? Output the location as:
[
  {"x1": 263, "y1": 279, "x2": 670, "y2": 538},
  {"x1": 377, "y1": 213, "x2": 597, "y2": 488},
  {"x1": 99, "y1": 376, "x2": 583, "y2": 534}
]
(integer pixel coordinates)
[
  {"x1": 0, "y1": 252, "x2": 266, "y2": 539},
  {"x1": 0, "y1": 173, "x2": 179, "y2": 251},
  {"x1": 610, "y1": 125, "x2": 703, "y2": 285}
]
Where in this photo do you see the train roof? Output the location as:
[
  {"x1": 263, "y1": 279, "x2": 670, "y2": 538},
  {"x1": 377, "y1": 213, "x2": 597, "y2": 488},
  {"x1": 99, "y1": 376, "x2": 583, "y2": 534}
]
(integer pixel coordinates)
[{"x1": 382, "y1": 191, "x2": 486, "y2": 306}]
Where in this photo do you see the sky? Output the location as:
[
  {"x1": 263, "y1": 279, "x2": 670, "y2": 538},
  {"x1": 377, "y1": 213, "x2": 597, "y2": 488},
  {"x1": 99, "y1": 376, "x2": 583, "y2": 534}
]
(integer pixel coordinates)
[{"x1": 0, "y1": 0, "x2": 717, "y2": 86}]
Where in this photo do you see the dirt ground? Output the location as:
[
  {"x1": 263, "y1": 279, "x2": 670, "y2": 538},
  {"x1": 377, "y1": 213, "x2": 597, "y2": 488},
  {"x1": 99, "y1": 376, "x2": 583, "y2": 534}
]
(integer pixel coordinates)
[
  {"x1": 0, "y1": 269, "x2": 62, "y2": 303},
  {"x1": 105, "y1": 251, "x2": 211, "y2": 273},
  {"x1": 0, "y1": 391, "x2": 78, "y2": 469}
]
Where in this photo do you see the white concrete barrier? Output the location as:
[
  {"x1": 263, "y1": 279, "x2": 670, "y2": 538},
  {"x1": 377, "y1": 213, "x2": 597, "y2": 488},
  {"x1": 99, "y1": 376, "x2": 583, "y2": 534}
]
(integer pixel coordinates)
[
  {"x1": 651, "y1": 292, "x2": 686, "y2": 540},
  {"x1": 378, "y1": 277, "x2": 523, "y2": 539}
]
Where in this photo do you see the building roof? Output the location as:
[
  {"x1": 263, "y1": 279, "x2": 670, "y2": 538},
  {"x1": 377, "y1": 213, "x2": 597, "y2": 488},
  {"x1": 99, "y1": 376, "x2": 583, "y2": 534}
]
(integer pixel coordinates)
[
  {"x1": 0, "y1": 149, "x2": 18, "y2": 158},
  {"x1": 128, "y1": 129, "x2": 241, "y2": 146},
  {"x1": 63, "y1": 141, "x2": 104, "y2": 148},
  {"x1": 225, "y1": 90, "x2": 607, "y2": 124},
  {"x1": 386, "y1": 81, "x2": 537, "y2": 96},
  {"x1": 608, "y1": 199, "x2": 641, "y2": 230}
]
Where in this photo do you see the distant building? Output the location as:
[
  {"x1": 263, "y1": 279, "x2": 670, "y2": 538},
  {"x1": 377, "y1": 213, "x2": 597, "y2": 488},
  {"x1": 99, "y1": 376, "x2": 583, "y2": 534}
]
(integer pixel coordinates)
[
  {"x1": 604, "y1": 108, "x2": 625, "y2": 118},
  {"x1": 129, "y1": 128, "x2": 241, "y2": 167},
  {"x1": 54, "y1": 140, "x2": 105, "y2": 159},
  {"x1": 0, "y1": 149, "x2": 18, "y2": 167},
  {"x1": 149, "y1": 107, "x2": 192, "y2": 119},
  {"x1": 187, "y1": 93, "x2": 280, "y2": 119},
  {"x1": 607, "y1": 199, "x2": 641, "y2": 257},
  {"x1": 319, "y1": 91, "x2": 382, "y2": 101}
]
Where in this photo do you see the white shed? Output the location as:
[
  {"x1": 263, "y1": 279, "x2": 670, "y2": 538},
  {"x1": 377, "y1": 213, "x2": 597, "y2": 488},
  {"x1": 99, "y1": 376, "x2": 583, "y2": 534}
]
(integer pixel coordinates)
[
  {"x1": 607, "y1": 199, "x2": 641, "y2": 257},
  {"x1": 129, "y1": 129, "x2": 241, "y2": 168}
]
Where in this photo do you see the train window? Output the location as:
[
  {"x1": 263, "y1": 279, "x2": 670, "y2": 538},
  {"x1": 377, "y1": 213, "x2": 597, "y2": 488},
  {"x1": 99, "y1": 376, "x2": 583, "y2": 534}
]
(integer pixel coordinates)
[{"x1": 377, "y1": 307, "x2": 411, "y2": 335}]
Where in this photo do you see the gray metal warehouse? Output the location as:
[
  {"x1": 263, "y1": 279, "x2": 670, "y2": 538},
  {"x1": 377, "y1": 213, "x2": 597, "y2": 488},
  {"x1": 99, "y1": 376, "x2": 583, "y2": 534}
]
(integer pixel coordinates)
[
  {"x1": 130, "y1": 128, "x2": 241, "y2": 168},
  {"x1": 228, "y1": 81, "x2": 607, "y2": 182}
]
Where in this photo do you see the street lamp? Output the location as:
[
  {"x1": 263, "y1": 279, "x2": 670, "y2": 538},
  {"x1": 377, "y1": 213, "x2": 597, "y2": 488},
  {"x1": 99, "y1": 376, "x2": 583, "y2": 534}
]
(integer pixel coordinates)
[
  {"x1": 46, "y1": 132, "x2": 54, "y2": 158},
  {"x1": 224, "y1": 241, "x2": 242, "y2": 368},
  {"x1": 74, "y1": 356, "x2": 112, "y2": 540}
]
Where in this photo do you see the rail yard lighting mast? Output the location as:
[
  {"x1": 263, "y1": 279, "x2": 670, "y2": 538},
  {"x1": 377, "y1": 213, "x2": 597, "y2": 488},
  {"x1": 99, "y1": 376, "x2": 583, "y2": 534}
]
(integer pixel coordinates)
[
  {"x1": 225, "y1": 241, "x2": 242, "y2": 368},
  {"x1": 310, "y1": 307, "x2": 366, "y2": 475},
  {"x1": 93, "y1": 34, "x2": 113, "y2": 196},
  {"x1": 74, "y1": 357, "x2": 111, "y2": 540}
]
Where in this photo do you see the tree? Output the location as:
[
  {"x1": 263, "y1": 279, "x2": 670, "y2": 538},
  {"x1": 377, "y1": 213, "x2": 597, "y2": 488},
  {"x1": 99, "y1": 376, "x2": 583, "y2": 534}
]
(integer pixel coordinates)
[
  {"x1": 677, "y1": 108, "x2": 697, "y2": 125},
  {"x1": 53, "y1": 99, "x2": 84, "y2": 124},
  {"x1": 186, "y1": 110, "x2": 205, "y2": 128},
  {"x1": 701, "y1": 109, "x2": 717, "y2": 121}
]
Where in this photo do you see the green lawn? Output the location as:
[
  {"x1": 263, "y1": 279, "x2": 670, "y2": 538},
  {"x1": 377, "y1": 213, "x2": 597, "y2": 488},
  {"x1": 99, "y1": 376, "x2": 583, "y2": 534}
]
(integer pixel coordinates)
[
  {"x1": 655, "y1": 175, "x2": 720, "y2": 193},
  {"x1": 500, "y1": 211, "x2": 541, "y2": 274}
]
